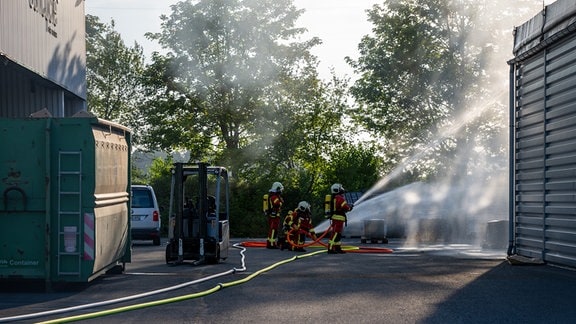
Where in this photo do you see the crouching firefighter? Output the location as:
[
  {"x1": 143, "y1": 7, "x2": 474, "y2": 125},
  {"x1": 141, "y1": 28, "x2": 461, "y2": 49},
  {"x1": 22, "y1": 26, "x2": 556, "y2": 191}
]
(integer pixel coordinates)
[
  {"x1": 294, "y1": 201, "x2": 316, "y2": 252},
  {"x1": 327, "y1": 183, "x2": 352, "y2": 254},
  {"x1": 281, "y1": 201, "x2": 316, "y2": 251},
  {"x1": 280, "y1": 208, "x2": 296, "y2": 251},
  {"x1": 263, "y1": 182, "x2": 284, "y2": 249}
]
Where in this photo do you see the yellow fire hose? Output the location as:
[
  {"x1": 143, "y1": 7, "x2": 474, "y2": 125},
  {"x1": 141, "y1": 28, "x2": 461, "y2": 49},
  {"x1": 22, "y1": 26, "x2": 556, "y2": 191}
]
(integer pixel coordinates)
[
  {"x1": 1, "y1": 227, "x2": 392, "y2": 323},
  {"x1": 37, "y1": 249, "x2": 325, "y2": 324}
]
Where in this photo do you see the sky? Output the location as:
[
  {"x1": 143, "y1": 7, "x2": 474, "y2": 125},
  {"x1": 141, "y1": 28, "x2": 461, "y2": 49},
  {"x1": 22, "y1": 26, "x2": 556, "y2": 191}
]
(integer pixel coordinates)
[
  {"x1": 84, "y1": 1, "x2": 553, "y2": 81},
  {"x1": 84, "y1": 0, "x2": 381, "y2": 81}
]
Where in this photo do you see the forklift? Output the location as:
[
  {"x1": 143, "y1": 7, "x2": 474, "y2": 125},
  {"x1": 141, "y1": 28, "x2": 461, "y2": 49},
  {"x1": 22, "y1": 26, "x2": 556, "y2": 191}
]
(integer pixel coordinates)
[{"x1": 165, "y1": 162, "x2": 230, "y2": 265}]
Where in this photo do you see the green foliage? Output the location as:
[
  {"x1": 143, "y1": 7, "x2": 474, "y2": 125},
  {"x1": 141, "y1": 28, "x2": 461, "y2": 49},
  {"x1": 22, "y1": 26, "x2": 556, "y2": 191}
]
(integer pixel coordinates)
[
  {"x1": 229, "y1": 181, "x2": 268, "y2": 238},
  {"x1": 129, "y1": 0, "x2": 359, "y2": 237},
  {"x1": 147, "y1": 157, "x2": 174, "y2": 235},
  {"x1": 131, "y1": 164, "x2": 148, "y2": 186},
  {"x1": 348, "y1": 0, "x2": 478, "y2": 151},
  {"x1": 322, "y1": 144, "x2": 382, "y2": 193},
  {"x1": 136, "y1": 52, "x2": 213, "y2": 156},
  {"x1": 85, "y1": 15, "x2": 145, "y2": 129},
  {"x1": 346, "y1": 0, "x2": 540, "y2": 183},
  {"x1": 87, "y1": 0, "x2": 546, "y2": 239},
  {"x1": 140, "y1": 0, "x2": 321, "y2": 158}
]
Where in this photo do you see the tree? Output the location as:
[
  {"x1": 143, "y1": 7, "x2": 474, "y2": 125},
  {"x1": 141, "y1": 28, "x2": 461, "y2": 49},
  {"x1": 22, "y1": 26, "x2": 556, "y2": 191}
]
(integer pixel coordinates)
[
  {"x1": 136, "y1": 0, "x2": 358, "y2": 237},
  {"x1": 347, "y1": 0, "x2": 541, "y2": 182},
  {"x1": 347, "y1": 0, "x2": 478, "y2": 179},
  {"x1": 147, "y1": 157, "x2": 174, "y2": 235},
  {"x1": 85, "y1": 15, "x2": 145, "y2": 127},
  {"x1": 239, "y1": 72, "x2": 351, "y2": 193},
  {"x1": 322, "y1": 143, "x2": 382, "y2": 193},
  {"x1": 141, "y1": 0, "x2": 322, "y2": 160}
]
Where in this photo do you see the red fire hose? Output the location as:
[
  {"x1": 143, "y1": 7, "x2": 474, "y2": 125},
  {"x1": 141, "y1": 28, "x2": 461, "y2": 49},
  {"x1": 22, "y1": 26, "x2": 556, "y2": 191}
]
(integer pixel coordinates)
[{"x1": 240, "y1": 226, "x2": 393, "y2": 254}]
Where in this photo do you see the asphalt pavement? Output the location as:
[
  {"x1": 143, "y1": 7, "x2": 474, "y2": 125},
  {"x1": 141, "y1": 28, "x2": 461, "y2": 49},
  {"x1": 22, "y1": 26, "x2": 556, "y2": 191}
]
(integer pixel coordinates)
[{"x1": 1, "y1": 238, "x2": 576, "y2": 323}]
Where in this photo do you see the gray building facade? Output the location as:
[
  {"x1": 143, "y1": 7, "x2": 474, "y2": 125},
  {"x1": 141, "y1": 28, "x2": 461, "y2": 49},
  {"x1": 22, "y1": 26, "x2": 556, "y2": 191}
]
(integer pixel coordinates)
[
  {"x1": 509, "y1": 0, "x2": 576, "y2": 268},
  {"x1": 0, "y1": 0, "x2": 86, "y2": 117}
]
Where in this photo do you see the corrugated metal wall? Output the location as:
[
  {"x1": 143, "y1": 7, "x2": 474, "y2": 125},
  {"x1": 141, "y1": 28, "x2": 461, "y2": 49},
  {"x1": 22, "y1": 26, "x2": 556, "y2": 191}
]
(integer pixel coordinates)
[
  {"x1": 512, "y1": 0, "x2": 576, "y2": 268},
  {"x1": 0, "y1": 56, "x2": 84, "y2": 117},
  {"x1": 0, "y1": 1, "x2": 86, "y2": 117},
  {"x1": 0, "y1": 0, "x2": 86, "y2": 99}
]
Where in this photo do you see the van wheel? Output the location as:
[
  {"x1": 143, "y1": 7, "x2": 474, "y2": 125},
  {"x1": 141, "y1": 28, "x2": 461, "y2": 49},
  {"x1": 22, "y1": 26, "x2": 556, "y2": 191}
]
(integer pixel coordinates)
[{"x1": 153, "y1": 237, "x2": 161, "y2": 246}]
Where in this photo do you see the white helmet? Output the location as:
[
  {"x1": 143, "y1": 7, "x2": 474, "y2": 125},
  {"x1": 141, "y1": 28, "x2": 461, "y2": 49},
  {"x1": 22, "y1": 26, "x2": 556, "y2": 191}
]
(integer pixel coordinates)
[
  {"x1": 297, "y1": 201, "x2": 311, "y2": 212},
  {"x1": 270, "y1": 181, "x2": 284, "y2": 193},
  {"x1": 331, "y1": 183, "x2": 345, "y2": 194}
]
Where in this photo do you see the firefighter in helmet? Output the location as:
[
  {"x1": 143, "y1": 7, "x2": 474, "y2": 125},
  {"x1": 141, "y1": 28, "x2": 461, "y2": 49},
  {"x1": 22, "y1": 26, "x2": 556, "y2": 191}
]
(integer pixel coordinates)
[
  {"x1": 294, "y1": 201, "x2": 316, "y2": 252},
  {"x1": 281, "y1": 201, "x2": 315, "y2": 252},
  {"x1": 327, "y1": 183, "x2": 352, "y2": 254},
  {"x1": 265, "y1": 181, "x2": 284, "y2": 249},
  {"x1": 280, "y1": 208, "x2": 296, "y2": 251}
]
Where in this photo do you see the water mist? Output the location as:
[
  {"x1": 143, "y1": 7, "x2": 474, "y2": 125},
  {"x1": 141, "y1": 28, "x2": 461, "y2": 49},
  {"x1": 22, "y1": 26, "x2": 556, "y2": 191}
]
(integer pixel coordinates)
[
  {"x1": 314, "y1": 1, "x2": 547, "y2": 253},
  {"x1": 316, "y1": 96, "x2": 510, "y2": 252}
]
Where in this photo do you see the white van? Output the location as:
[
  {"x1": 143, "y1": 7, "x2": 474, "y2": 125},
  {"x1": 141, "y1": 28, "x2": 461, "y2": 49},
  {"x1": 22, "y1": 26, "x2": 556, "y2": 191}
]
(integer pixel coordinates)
[{"x1": 131, "y1": 185, "x2": 161, "y2": 245}]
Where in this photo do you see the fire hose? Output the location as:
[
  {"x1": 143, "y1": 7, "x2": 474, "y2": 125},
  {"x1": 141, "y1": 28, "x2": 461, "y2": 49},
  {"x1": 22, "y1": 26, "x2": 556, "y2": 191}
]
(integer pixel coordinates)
[
  {"x1": 34, "y1": 245, "x2": 327, "y2": 323},
  {"x1": 0, "y1": 243, "x2": 248, "y2": 323},
  {"x1": 0, "y1": 228, "x2": 391, "y2": 323},
  {"x1": 240, "y1": 226, "x2": 394, "y2": 253}
]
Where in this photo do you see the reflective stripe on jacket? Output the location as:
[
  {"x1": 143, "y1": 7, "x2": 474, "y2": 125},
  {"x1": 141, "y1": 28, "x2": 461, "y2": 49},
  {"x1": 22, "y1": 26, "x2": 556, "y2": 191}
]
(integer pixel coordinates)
[
  {"x1": 333, "y1": 194, "x2": 351, "y2": 213},
  {"x1": 268, "y1": 192, "x2": 283, "y2": 216},
  {"x1": 331, "y1": 214, "x2": 346, "y2": 221}
]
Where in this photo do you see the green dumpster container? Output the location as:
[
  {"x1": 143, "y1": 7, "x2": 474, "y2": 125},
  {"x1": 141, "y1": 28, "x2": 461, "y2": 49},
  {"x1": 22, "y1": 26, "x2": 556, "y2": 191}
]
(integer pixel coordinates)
[{"x1": 0, "y1": 116, "x2": 131, "y2": 283}]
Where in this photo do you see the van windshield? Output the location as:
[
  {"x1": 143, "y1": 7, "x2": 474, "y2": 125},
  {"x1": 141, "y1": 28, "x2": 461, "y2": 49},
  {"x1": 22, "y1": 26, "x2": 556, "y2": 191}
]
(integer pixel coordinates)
[{"x1": 132, "y1": 189, "x2": 153, "y2": 208}]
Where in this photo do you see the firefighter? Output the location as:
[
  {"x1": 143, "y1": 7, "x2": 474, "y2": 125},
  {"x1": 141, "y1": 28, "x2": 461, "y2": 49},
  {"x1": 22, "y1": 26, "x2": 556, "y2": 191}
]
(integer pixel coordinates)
[
  {"x1": 280, "y1": 209, "x2": 296, "y2": 251},
  {"x1": 281, "y1": 201, "x2": 315, "y2": 251},
  {"x1": 265, "y1": 182, "x2": 284, "y2": 249},
  {"x1": 294, "y1": 201, "x2": 316, "y2": 252},
  {"x1": 327, "y1": 183, "x2": 352, "y2": 254}
]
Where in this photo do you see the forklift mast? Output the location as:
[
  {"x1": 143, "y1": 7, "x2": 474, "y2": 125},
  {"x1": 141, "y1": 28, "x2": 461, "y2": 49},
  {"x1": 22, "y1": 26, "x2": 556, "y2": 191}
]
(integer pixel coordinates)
[{"x1": 166, "y1": 162, "x2": 230, "y2": 265}]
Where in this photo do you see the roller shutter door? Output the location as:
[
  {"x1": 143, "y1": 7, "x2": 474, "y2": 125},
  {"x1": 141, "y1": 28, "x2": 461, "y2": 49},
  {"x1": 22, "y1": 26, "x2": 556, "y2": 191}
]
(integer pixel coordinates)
[{"x1": 513, "y1": 28, "x2": 576, "y2": 268}]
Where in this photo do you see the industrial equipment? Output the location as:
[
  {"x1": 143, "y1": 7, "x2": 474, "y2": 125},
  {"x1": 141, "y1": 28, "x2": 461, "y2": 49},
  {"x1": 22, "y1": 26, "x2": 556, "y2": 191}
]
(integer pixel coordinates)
[
  {"x1": 361, "y1": 219, "x2": 388, "y2": 244},
  {"x1": 165, "y1": 162, "x2": 230, "y2": 265}
]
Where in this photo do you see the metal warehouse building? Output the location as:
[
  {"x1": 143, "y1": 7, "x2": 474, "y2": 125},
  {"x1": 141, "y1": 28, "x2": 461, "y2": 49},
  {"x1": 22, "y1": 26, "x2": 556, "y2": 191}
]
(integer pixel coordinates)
[
  {"x1": 509, "y1": 0, "x2": 576, "y2": 268},
  {"x1": 0, "y1": 1, "x2": 86, "y2": 117}
]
